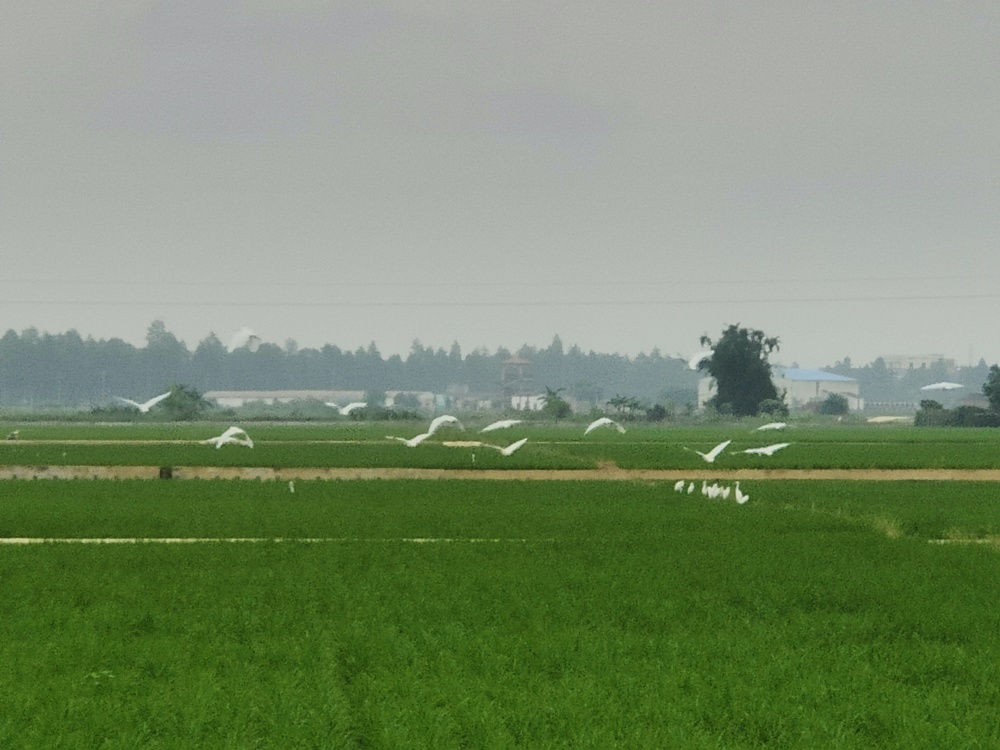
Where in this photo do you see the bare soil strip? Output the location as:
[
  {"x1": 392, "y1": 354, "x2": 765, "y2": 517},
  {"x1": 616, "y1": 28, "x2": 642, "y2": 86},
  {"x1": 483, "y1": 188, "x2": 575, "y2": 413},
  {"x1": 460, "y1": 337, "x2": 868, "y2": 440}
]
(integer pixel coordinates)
[{"x1": 2, "y1": 465, "x2": 1000, "y2": 481}]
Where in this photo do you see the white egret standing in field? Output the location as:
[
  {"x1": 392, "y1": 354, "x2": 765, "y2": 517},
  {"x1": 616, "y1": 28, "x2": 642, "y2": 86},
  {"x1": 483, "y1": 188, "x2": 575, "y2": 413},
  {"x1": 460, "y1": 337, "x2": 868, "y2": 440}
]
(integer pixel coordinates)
[
  {"x1": 685, "y1": 439, "x2": 731, "y2": 463},
  {"x1": 481, "y1": 419, "x2": 523, "y2": 433},
  {"x1": 115, "y1": 392, "x2": 171, "y2": 413},
  {"x1": 202, "y1": 426, "x2": 254, "y2": 448},
  {"x1": 325, "y1": 401, "x2": 367, "y2": 416},
  {"x1": 735, "y1": 481, "x2": 750, "y2": 504},
  {"x1": 387, "y1": 432, "x2": 432, "y2": 448},
  {"x1": 756, "y1": 422, "x2": 787, "y2": 431},
  {"x1": 741, "y1": 442, "x2": 791, "y2": 456},
  {"x1": 428, "y1": 415, "x2": 464, "y2": 435},
  {"x1": 584, "y1": 417, "x2": 625, "y2": 435},
  {"x1": 673, "y1": 479, "x2": 686, "y2": 492}
]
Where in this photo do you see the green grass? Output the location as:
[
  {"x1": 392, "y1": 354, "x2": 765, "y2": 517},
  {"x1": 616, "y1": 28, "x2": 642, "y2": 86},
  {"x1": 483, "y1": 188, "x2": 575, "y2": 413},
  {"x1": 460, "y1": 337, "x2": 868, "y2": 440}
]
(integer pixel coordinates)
[
  {"x1": 1, "y1": 479, "x2": 1000, "y2": 747},
  {"x1": 2, "y1": 421, "x2": 1000, "y2": 469}
]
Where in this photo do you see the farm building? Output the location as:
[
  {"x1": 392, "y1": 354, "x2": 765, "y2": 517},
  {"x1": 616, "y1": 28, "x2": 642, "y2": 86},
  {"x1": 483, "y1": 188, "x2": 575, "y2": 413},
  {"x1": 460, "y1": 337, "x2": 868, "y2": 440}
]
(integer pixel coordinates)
[
  {"x1": 697, "y1": 368, "x2": 862, "y2": 412},
  {"x1": 774, "y1": 369, "x2": 862, "y2": 411}
]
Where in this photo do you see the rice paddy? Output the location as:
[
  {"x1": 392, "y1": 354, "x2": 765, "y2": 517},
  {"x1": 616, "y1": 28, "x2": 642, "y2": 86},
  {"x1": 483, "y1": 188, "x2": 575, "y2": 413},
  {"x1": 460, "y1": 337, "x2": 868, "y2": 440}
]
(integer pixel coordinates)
[{"x1": 1, "y1": 421, "x2": 999, "y2": 747}]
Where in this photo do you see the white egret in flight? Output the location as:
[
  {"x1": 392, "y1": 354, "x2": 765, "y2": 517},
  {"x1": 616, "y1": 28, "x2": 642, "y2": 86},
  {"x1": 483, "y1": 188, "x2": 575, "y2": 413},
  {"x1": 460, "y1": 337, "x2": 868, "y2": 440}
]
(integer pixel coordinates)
[
  {"x1": 481, "y1": 419, "x2": 523, "y2": 433},
  {"x1": 685, "y1": 439, "x2": 731, "y2": 463},
  {"x1": 584, "y1": 417, "x2": 625, "y2": 435},
  {"x1": 688, "y1": 351, "x2": 713, "y2": 370},
  {"x1": 387, "y1": 432, "x2": 432, "y2": 447},
  {"x1": 756, "y1": 422, "x2": 787, "y2": 431},
  {"x1": 485, "y1": 437, "x2": 528, "y2": 456},
  {"x1": 229, "y1": 327, "x2": 261, "y2": 352},
  {"x1": 428, "y1": 415, "x2": 464, "y2": 435},
  {"x1": 115, "y1": 392, "x2": 171, "y2": 413},
  {"x1": 325, "y1": 401, "x2": 367, "y2": 416},
  {"x1": 741, "y1": 442, "x2": 790, "y2": 456},
  {"x1": 202, "y1": 426, "x2": 254, "y2": 448}
]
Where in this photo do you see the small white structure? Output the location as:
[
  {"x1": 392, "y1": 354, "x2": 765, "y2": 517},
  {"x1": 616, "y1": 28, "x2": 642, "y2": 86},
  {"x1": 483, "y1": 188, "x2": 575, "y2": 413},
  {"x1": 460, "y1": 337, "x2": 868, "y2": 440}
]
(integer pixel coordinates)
[{"x1": 511, "y1": 395, "x2": 546, "y2": 411}]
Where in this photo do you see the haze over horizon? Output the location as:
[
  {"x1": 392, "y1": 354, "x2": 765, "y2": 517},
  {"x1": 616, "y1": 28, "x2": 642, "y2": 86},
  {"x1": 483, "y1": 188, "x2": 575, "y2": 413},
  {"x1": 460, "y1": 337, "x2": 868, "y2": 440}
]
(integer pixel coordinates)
[{"x1": 4, "y1": 3, "x2": 998, "y2": 369}]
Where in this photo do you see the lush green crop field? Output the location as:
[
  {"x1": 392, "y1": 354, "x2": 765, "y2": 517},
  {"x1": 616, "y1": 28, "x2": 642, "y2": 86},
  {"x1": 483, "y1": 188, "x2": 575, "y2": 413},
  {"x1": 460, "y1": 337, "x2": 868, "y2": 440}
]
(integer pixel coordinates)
[
  {"x1": 2, "y1": 421, "x2": 1000, "y2": 470},
  {"x1": 2, "y1": 478, "x2": 1000, "y2": 747}
]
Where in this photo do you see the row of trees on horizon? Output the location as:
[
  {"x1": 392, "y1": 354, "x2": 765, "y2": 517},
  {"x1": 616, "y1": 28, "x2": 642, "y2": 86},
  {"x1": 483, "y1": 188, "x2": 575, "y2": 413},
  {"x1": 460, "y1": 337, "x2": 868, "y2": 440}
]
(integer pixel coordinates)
[{"x1": 0, "y1": 321, "x2": 994, "y2": 409}]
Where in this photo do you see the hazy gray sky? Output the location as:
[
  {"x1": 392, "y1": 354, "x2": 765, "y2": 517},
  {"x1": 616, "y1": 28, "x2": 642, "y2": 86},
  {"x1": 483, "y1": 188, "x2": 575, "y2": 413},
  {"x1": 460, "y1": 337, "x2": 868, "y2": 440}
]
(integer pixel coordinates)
[{"x1": 4, "y1": 2, "x2": 999, "y2": 367}]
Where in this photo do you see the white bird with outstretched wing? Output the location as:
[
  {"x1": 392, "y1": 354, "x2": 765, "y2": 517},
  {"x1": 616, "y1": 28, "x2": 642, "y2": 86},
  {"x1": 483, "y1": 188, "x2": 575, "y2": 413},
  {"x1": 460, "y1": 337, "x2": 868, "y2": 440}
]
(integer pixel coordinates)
[{"x1": 115, "y1": 392, "x2": 171, "y2": 413}]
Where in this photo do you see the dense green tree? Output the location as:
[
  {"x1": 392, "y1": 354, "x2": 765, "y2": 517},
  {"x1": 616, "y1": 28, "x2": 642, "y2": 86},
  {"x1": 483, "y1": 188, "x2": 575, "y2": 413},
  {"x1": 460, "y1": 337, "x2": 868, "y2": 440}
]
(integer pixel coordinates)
[
  {"x1": 540, "y1": 386, "x2": 572, "y2": 419},
  {"x1": 699, "y1": 324, "x2": 783, "y2": 417},
  {"x1": 819, "y1": 393, "x2": 849, "y2": 415},
  {"x1": 984, "y1": 365, "x2": 1000, "y2": 413},
  {"x1": 161, "y1": 384, "x2": 212, "y2": 420}
]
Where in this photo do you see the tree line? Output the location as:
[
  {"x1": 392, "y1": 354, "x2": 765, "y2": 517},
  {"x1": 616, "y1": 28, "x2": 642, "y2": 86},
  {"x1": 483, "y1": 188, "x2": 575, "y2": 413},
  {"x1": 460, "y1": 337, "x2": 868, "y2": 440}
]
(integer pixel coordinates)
[{"x1": 0, "y1": 322, "x2": 700, "y2": 409}]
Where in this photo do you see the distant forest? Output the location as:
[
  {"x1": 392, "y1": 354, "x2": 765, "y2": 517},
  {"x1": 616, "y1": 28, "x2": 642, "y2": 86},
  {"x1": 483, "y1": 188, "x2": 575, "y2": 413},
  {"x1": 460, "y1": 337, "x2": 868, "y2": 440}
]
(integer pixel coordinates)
[
  {"x1": 0, "y1": 321, "x2": 700, "y2": 408},
  {"x1": 0, "y1": 321, "x2": 991, "y2": 410}
]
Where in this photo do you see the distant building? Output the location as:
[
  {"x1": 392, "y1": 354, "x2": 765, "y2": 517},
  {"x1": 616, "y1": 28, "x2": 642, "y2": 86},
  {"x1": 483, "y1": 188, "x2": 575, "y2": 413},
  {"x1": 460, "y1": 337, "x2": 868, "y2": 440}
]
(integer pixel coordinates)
[
  {"x1": 500, "y1": 357, "x2": 533, "y2": 400},
  {"x1": 204, "y1": 390, "x2": 366, "y2": 408},
  {"x1": 697, "y1": 368, "x2": 863, "y2": 412},
  {"x1": 774, "y1": 368, "x2": 862, "y2": 411},
  {"x1": 879, "y1": 354, "x2": 957, "y2": 373}
]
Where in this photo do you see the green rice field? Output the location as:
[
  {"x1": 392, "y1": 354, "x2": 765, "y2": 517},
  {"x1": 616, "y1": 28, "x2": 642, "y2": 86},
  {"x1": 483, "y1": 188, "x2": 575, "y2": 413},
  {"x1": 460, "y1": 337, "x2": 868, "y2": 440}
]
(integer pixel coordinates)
[
  {"x1": 1, "y1": 422, "x2": 999, "y2": 747},
  {"x1": 2, "y1": 420, "x2": 1000, "y2": 469}
]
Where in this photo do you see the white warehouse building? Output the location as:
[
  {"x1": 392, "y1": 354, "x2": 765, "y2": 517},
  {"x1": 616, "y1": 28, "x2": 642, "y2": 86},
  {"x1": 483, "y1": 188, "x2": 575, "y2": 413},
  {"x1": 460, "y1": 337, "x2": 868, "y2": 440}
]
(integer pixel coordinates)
[
  {"x1": 774, "y1": 368, "x2": 862, "y2": 411},
  {"x1": 698, "y1": 368, "x2": 862, "y2": 412}
]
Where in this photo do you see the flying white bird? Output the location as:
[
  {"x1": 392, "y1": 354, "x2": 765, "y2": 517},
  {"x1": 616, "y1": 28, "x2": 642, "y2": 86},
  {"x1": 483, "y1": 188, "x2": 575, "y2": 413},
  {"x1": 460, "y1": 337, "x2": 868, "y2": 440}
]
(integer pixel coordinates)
[
  {"x1": 480, "y1": 419, "x2": 523, "y2": 433},
  {"x1": 584, "y1": 417, "x2": 626, "y2": 435},
  {"x1": 485, "y1": 437, "x2": 529, "y2": 456},
  {"x1": 202, "y1": 426, "x2": 254, "y2": 449},
  {"x1": 115, "y1": 392, "x2": 171, "y2": 413},
  {"x1": 742, "y1": 442, "x2": 791, "y2": 456},
  {"x1": 756, "y1": 422, "x2": 787, "y2": 431},
  {"x1": 387, "y1": 432, "x2": 432, "y2": 448},
  {"x1": 428, "y1": 415, "x2": 464, "y2": 435},
  {"x1": 735, "y1": 481, "x2": 750, "y2": 504},
  {"x1": 325, "y1": 401, "x2": 367, "y2": 416},
  {"x1": 688, "y1": 350, "x2": 713, "y2": 370},
  {"x1": 228, "y1": 326, "x2": 261, "y2": 352},
  {"x1": 686, "y1": 439, "x2": 731, "y2": 463},
  {"x1": 6, "y1": 430, "x2": 19, "y2": 441}
]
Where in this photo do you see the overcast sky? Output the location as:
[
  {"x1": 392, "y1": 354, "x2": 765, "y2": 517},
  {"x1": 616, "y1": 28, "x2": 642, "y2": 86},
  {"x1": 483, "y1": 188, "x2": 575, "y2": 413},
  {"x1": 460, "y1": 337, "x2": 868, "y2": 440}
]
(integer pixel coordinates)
[{"x1": 3, "y1": 2, "x2": 999, "y2": 368}]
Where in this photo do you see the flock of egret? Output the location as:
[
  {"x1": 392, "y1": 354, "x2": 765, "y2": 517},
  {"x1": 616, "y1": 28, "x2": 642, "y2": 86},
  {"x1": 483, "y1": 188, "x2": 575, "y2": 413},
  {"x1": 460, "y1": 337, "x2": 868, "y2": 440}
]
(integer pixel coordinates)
[
  {"x1": 104, "y1": 394, "x2": 770, "y2": 503},
  {"x1": 673, "y1": 478, "x2": 750, "y2": 504}
]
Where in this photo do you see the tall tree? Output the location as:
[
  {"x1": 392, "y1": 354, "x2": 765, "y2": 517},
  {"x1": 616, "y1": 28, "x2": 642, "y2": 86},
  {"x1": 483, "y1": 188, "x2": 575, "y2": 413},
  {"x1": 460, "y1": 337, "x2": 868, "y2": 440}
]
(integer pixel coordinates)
[
  {"x1": 699, "y1": 324, "x2": 782, "y2": 417},
  {"x1": 983, "y1": 365, "x2": 1000, "y2": 413}
]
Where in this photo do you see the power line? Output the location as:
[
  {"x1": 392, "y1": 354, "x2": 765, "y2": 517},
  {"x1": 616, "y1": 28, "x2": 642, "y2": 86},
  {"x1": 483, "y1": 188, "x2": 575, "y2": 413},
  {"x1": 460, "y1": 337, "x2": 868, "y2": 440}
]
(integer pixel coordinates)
[
  {"x1": 2, "y1": 293, "x2": 999, "y2": 308},
  {"x1": 1, "y1": 274, "x2": 998, "y2": 289}
]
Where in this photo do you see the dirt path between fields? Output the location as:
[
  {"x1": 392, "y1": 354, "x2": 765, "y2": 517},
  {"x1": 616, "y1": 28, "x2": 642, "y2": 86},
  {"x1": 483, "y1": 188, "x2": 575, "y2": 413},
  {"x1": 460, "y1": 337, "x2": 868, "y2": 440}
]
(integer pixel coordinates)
[{"x1": 3, "y1": 465, "x2": 1000, "y2": 481}]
